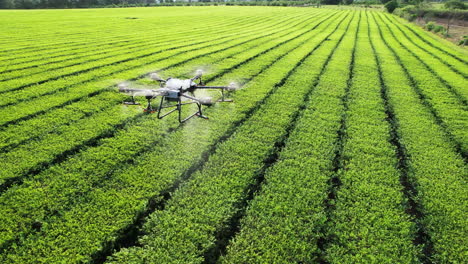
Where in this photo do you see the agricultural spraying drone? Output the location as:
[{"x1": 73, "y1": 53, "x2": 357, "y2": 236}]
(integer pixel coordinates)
[{"x1": 118, "y1": 70, "x2": 238, "y2": 123}]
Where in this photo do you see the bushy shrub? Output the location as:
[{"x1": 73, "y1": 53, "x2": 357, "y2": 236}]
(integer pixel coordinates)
[
  {"x1": 433, "y1": 24, "x2": 445, "y2": 33},
  {"x1": 385, "y1": 0, "x2": 398, "y2": 13},
  {"x1": 425, "y1": 21, "x2": 436, "y2": 31},
  {"x1": 444, "y1": 0, "x2": 466, "y2": 10},
  {"x1": 459, "y1": 36, "x2": 468, "y2": 45}
]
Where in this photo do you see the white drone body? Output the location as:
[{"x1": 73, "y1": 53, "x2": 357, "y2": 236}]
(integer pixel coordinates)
[{"x1": 118, "y1": 70, "x2": 238, "y2": 123}]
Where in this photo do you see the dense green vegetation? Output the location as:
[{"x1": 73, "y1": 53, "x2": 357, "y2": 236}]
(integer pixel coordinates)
[{"x1": 0, "y1": 6, "x2": 466, "y2": 263}]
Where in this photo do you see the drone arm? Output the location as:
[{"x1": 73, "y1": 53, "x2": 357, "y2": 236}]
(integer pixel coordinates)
[
  {"x1": 181, "y1": 93, "x2": 212, "y2": 105},
  {"x1": 192, "y1": 86, "x2": 227, "y2": 89}
]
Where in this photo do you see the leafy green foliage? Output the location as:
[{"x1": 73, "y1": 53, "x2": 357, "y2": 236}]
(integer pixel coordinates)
[
  {"x1": 370, "y1": 12, "x2": 467, "y2": 263},
  {"x1": 0, "y1": 7, "x2": 466, "y2": 264},
  {"x1": 385, "y1": 0, "x2": 399, "y2": 13},
  {"x1": 444, "y1": 0, "x2": 467, "y2": 10}
]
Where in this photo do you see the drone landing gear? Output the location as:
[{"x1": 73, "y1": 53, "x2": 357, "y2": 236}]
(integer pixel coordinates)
[
  {"x1": 217, "y1": 89, "x2": 233, "y2": 103},
  {"x1": 123, "y1": 96, "x2": 140, "y2": 105},
  {"x1": 143, "y1": 97, "x2": 156, "y2": 113},
  {"x1": 157, "y1": 96, "x2": 208, "y2": 123}
]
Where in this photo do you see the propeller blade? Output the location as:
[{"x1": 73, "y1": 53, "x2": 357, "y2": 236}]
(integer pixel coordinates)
[
  {"x1": 225, "y1": 82, "x2": 240, "y2": 91},
  {"x1": 149, "y1": 72, "x2": 166, "y2": 82},
  {"x1": 191, "y1": 69, "x2": 203, "y2": 80},
  {"x1": 199, "y1": 97, "x2": 213, "y2": 105}
]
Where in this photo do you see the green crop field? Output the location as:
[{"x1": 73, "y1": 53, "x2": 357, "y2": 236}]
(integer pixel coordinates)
[{"x1": 0, "y1": 6, "x2": 466, "y2": 263}]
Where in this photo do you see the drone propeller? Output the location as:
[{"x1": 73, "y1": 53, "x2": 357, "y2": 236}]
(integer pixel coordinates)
[
  {"x1": 118, "y1": 82, "x2": 162, "y2": 98},
  {"x1": 149, "y1": 72, "x2": 166, "y2": 82},
  {"x1": 198, "y1": 97, "x2": 213, "y2": 105},
  {"x1": 192, "y1": 69, "x2": 203, "y2": 80},
  {"x1": 181, "y1": 93, "x2": 213, "y2": 105},
  {"x1": 225, "y1": 82, "x2": 240, "y2": 91}
]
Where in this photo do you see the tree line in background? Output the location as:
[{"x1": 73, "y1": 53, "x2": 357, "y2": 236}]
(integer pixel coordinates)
[
  {"x1": 0, "y1": 0, "x2": 371, "y2": 9},
  {"x1": 0, "y1": 0, "x2": 466, "y2": 13}
]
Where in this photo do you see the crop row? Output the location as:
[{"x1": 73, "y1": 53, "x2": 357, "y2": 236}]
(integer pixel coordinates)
[
  {"x1": 387, "y1": 15, "x2": 468, "y2": 65},
  {"x1": 374, "y1": 14, "x2": 468, "y2": 158},
  {"x1": 378, "y1": 13, "x2": 467, "y2": 103},
  {"x1": 105, "y1": 12, "x2": 354, "y2": 264},
  {"x1": 384, "y1": 16, "x2": 467, "y2": 78},
  {"x1": 370, "y1": 12, "x2": 467, "y2": 263},
  {"x1": 219, "y1": 11, "x2": 359, "y2": 264},
  {"x1": 0, "y1": 10, "x2": 338, "y2": 186},
  {"x1": 323, "y1": 11, "x2": 417, "y2": 263},
  {"x1": 0, "y1": 10, "x2": 345, "y2": 261}
]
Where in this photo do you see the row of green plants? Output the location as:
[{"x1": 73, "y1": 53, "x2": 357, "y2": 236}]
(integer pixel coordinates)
[
  {"x1": 379, "y1": 13, "x2": 467, "y2": 99},
  {"x1": 0, "y1": 10, "x2": 343, "y2": 261},
  {"x1": 375, "y1": 12, "x2": 467, "y2": 157},
  {"x1": 107, "y1": 12, "x2": 354, "y2": 264},
  {"x1": 220, "y1": 11, "x2": 359, "y2": 263},
  {"x1": 390, "y1": 18, "x2": 467, "y2": 77},
  {"x1": 387, "y1": 15, "x2": 467, "y2": 62},
  {"x1": 0, "y1": 91, "x2": 122, "y2": 153},
  {"x1": 370, "y1": 11, "x2": 467, "y2": 263},
  {"x1": 325, "y1": 12, "x2": 417, "y2": 262}
]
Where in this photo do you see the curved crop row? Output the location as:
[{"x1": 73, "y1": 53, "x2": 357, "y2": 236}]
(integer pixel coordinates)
[
  {"x1": 371, "y1": 12, "x2": 468, "y2": 263},
  {"x1": 382, "y1": 15, "x2": 467, "y2": 77},
  {"x1": 323, "y1": 11, "x2": 417, "y2": 263},
  {"x1": 375, "y1": 14, "x2": 468, "y2": 158},
  {"x1": 378, "y1": 13, "x2": 468, "y2": 103},
  {"x1": 220, "y1": 12, "x2": 358, "y2": 264},
  {"x1": 387, "y1": 15, "x2": 468, "y2": 64}
]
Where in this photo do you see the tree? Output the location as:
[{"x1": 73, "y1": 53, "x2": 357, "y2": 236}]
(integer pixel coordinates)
[
  {"x1": 322, "y1": 0, "x2": 340, "y2": 4},
  {"x1": 444, "y1": 0, "x2": 466, "y2": 10},
  {"x1": 444, "y1": 0, "x2": 466, "y2": 36},
  {"x1": 0, "y1": 0, "x2": 15, "y2": 8},
  {"x1": 385, "y1": 0, "x2": 398, "y2": 13}
]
